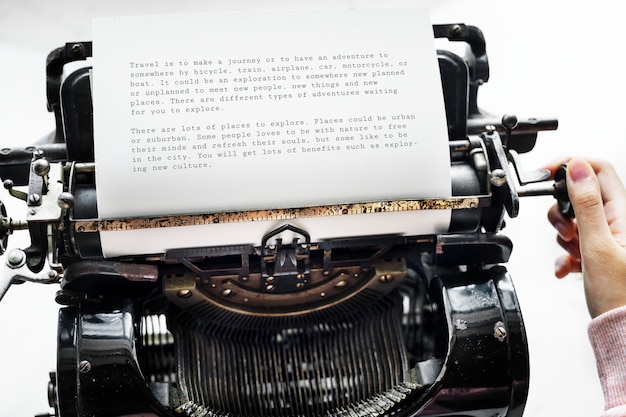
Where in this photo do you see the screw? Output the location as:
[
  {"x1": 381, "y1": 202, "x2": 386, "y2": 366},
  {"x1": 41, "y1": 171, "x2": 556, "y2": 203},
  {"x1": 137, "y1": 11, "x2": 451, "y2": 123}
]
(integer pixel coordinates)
[
  {"x1": 71, "y1": 43, "x2": 84, "y2": 56},
  {"x1": 78, "y1": 360, "x2": 91, "y2": 373},
  {"x1": 7, "y1": 249, "x2": 26, "y2": 268},
  {"x1": 490, "y1": 169, "x2": 507, "y2": 187},
  {"x1": 177, "y1": 289, "x2": 192, "y2": 298},
  {"x1": 33, "y1": 158, "x2": 50, "y2": 177},
  {"x1": 57, "y1": 192, "x2": 75, "y2": 210},
  {"x1": 494, "y1": 321, "x2": 507, "y2": 341},
  {"x1": 28, "y1": 194, "x2": 41, "y2": 205},
  {"x1": 379, "y1": 274, "x2": 394, "y2": 283}
]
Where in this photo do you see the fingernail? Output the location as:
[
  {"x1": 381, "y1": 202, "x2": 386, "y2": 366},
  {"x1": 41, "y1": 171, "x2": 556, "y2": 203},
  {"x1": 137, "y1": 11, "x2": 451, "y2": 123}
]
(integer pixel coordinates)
[
  {"x1": 554, "y1": 257, "x2": 568, "y2": 278},
  {"x1": 568, "y1": 159, "x2": 591, "y2": 183}
]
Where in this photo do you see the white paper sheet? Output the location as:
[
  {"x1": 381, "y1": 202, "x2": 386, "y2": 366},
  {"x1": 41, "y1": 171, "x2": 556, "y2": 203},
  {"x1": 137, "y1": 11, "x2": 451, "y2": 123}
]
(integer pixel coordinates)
[{"x1": 91, "y1": 7, "x2": 452, "y2": 257}]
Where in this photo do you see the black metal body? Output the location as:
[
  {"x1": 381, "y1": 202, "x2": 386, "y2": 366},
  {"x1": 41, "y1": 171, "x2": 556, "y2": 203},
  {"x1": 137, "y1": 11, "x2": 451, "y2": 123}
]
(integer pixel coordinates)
[
  {"x1": 55, "y1": 234, "x2": 527, "y2": 417},
  {"x1": 0, "y1": 24, "x2": 559, "y2": 417}
]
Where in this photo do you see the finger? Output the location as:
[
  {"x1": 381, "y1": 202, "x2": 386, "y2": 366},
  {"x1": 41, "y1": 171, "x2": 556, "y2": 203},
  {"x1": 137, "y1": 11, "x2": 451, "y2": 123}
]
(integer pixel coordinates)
[
  {"x1": 587, "y1": 159, "x2": 626, "y2": 212},
  {"x1": 566, "y1": 158, "x2": 616, "y2": 255},
  {"x1": 556, "y1": 234, "x2": 580, "y2": 260},
  {"x1": 541, "y1": 157, "x2": 626, "y2": 199},
  {"x1": 585, "y1": 159, "x2": 626, "y2": 249},
  {"x1": 547, "y1": 203, "x2": 578, "y2": 241},
  {"x1": 548, "y1": 158, "x2": 626, "y2": 227},
  {"x1": 555, "y1": 254, "x2": 581, "y2": 278}
]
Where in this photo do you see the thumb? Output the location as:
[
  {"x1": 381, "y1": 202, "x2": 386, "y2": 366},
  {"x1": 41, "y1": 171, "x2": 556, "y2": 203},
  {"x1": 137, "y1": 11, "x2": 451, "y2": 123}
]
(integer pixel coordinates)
[{"x1": 567, "y1": 158, "x2": 612, "y2": 253}]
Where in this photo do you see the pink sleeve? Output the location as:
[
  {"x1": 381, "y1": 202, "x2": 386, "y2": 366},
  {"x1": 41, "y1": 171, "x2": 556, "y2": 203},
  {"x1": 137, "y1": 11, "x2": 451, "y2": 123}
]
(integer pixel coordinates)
[{"x1": 588, "y1": 305, "x2": 626, "y2": 416}]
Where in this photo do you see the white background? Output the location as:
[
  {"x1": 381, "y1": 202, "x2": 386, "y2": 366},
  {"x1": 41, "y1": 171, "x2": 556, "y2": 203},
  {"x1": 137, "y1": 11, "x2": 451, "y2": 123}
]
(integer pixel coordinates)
[{"x1": 1, "y1": 1, "x2": 622, "y2": 416}]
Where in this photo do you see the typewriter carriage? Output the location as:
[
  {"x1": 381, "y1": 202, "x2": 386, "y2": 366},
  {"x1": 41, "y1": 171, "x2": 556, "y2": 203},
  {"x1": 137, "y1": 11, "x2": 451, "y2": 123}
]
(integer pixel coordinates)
[{"x1": 0, "y1": 24, "x2": 561, "y2": 417}]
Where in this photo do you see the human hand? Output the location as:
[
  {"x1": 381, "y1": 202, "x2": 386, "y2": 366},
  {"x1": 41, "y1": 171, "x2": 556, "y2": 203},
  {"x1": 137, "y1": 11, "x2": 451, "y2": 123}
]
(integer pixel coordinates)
[{"x1": 546, "y1": 158, "x2": 626, "y2": 318}]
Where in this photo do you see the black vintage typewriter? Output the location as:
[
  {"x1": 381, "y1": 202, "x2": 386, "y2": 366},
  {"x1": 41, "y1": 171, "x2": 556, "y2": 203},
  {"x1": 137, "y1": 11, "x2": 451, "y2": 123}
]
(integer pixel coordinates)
[{"x1": 0, "y1": 24, "x2": 568, "y2": 417}]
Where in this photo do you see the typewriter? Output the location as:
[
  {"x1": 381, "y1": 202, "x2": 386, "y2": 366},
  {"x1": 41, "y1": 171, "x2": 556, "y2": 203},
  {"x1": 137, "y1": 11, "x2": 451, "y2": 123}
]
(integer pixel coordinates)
[{"x1": 0, "y1": 24, "x2": 568, "y2": 417}]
